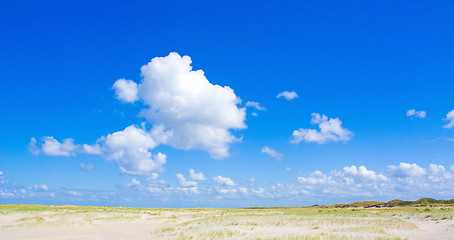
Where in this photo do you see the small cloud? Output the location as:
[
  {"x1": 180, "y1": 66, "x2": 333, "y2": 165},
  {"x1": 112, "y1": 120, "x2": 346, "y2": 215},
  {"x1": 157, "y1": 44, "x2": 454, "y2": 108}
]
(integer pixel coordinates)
[
  {"x1": 406, "y1": 109, "x2": 426, "y2": 118},
  {"x1": 189, "y1": 169, "x2": 206, "y2": 181},
  {"x1": 82, "y1": 144, "x2": 102, "y2": 155},
  {"x1": 126, "y1": 178, "x2": 143, "y2": 190},
  {"x1": 251, "y1": 112, "x2": 258, "y2": 117},
  {"x1": 277, "y1": 91, "x2": 298, "y2": 100},
  {"x1": 249, "y1": 177, "x2": 256, "y2": 183},
  {"x1": 291, "y1": 113, "x2": 353, "y2": 144},
  {"x1": 286, "y1": 167, "x2": 292, "y2": 171},
  {"x1": 112, "y1": 79, "x2": 139, "y2": 103},
  {"x1": 443, "y1": 109, "x2": 454, "y2": 129},
  {"x1": 148, "y1": 173, "x2": 159, "y2": 180},
  {"x1": 343, "y1": 166, "x2": 387, "y2": 182},
  {"x1": 28, "y1": 137, "x2": 40, "y2": 155},
  {"x1": 31, "y1": 184, "x2": 48, "y2": 191},
  {"x1": 212, "y1": 176, "x2": 234, "y2": 187},
  {"x1": 176, "y1": 173, "x2": 197, "y2": 187},
  {"x1": 261, "y1": 146, "x2": 283, "y2": 161},
  {"x1": 68, "y1": 191, "x2": 81, "y2": 196},
  {"x1": 388, "y1": 163, "x2": 427, "y2": 177},
  {"x1": 246, "y1": 101, "x2": 266, "y2": 111},
  {"x1": 0, "y1": 190, "x2": 14, "y2": 198},
  {"x1": 79, "y1": 163, "x2": 94, "y2": 171},
  {"x1": 32, "y1": 137, "x2": 79, "y2": 156}
]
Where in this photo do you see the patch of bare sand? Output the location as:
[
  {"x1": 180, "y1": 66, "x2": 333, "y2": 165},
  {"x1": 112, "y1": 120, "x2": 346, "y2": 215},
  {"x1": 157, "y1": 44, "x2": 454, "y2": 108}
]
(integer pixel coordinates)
[{"x1": 388, "y1": 218, "x2": 454, "y2": 240}]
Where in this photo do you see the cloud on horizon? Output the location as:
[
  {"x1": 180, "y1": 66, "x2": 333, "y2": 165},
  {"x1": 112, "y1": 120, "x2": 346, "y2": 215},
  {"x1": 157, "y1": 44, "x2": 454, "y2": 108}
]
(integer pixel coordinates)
[{"x1": 2, "y1": 162, "x2": 454, "y2": 206}]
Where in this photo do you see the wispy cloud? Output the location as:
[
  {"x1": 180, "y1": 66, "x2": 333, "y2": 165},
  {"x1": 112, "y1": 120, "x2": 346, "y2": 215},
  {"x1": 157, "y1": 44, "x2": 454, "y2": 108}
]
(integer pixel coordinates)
[
  {"x1": 406, "y1": 109, "x2": 426, "y2": 118},
  {"x1": 246, "y1": 101, "x2": 266, "y2": 111},
  {"x1": 277, "y1": 91, "x2": 298, "y2": 100},
  {"x1": 261, "y1": 146, "x2": 283, "y2": 160},
  {"x1": 79, "y1": 163, "x2": 94, "y2": 171}
]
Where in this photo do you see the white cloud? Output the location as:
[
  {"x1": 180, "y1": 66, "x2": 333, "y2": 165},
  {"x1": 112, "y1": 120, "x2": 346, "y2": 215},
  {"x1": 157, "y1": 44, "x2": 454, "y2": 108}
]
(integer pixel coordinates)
[
  {"x1": 388, "y1": 163, "x2": 427, "y2": 177},
  {"x1": 176, "y1": 173, "x2": 197, "y2": 187},
  {"x1": 245, "y1": 101, "x2": 266, "y2": 111},
  {"x1": 261, "y1": 146, "x2": 283, "y2": 160},
  {"x1": 34, "y1": 53, "x2": 249, "y2": 176},
  {"x1": 189, "y1": 169, "x2": 206, "y2": 181},
  {"x1": 31, "y1": 126, "x2": 165, "y2": 176},
  {"x1": 443, "y1": 109, "x2": 454, "y2": 128},
  {"x1": 68, "y1": 191, "x2": 81, "y2": 196},
  {"x1": 342, "y1": 165, "x2": 387, "y2": 182},
  {"x1": 126, "y1": 178, "x2": 144, "y2": 190},
  {"x1": 27, "y1": 184, "x2": 48, "y2": 191},
  {"x1": 249, "y1": 177, "x2": 256, "y2": 183},
  {"x1": 28, "y1": 137, "x2": 40, "y2": 155},
  {"x1": 82, "y1": 144, "x2": 102, "y2": 155},
  {"x1": 291, "y1": 113, "x2": 353, "y2": 144},
  {"x1": 406, "y1": 109, "x2": 426, "y2": 118},
  {"x1": 135, "y1": 52, "x2": 246, "y2": 159},
  {"x1": 238, "y1": 187, "x2": 248, "y2": 194},
  {"x1": 298, "y1": 170, "x2": 332, "y2": 185},
  {"x1": 103, "y1": 125, "x2": 166, "y2": 175},
  {"x1": 0, "y1": 190, "x2": 14, "y2": 198},
  {"x1": 276, "y1": 91, "x2": 298, "y2": 100},
  {"x1": 113, "y1": 79, "x2": 139, "y2": 103},
  {"x1": 34, "y1": 137, "x2": 79, "y2": 156},
  {"x1": 428, "y1": 164, "x2": 445, "y2": 175},
  {"x1": 212, "y1": 176, "x2": 234, "y2": 187},
  {"x1": 79, "y1": 163, "x2": 94, "y2": 171},
  {"x1": 148, "y1": 173, "x2": 159, "y2": 180},
  {"x1": 34, "y1": 184, "x2": 48, "y2": 191},
  {"x1": 295, "y1": 165, "x2": 391, "y2": 199},
  {"x1": 0, "y1": 171, "x2": 6, "y2": 184},
  {"x1": 177, "y1": 186, "x2": 199, "y2": 194},
  {"x1": 251, "y1": 112, "x2": 258, "y2": 117}
]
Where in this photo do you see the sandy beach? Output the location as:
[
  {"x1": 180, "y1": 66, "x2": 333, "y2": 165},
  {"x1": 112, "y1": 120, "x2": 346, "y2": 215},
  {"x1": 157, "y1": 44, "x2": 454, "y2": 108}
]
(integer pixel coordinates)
[{"x1": 0, "y1": 205, "x2": 453, "y2": 239}]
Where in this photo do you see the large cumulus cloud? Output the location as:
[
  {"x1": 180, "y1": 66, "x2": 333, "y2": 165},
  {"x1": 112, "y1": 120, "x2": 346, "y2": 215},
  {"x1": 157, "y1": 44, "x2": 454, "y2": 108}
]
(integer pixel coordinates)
[
  {"x1": 32, "y1": 53, "x2": 247, "y2": 175},
  {"x1": 113, "y1": 52, "x2": 246, "y2": 159}
]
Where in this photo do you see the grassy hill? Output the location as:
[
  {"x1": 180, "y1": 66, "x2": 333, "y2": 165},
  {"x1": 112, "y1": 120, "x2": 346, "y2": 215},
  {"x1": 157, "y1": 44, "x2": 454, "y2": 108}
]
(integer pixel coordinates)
[{"x1": 329, "y1": 198, "x2": 454, "y2": 208}]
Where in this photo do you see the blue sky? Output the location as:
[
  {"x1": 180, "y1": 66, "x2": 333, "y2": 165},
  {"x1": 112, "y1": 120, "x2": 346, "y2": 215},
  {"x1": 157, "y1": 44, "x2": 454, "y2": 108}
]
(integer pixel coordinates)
[{"x1": 1, "y1": 0, "x2": 454, "y2": 208}]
